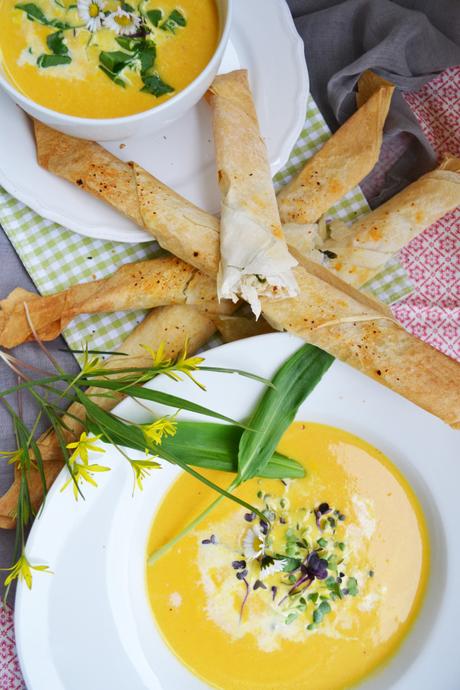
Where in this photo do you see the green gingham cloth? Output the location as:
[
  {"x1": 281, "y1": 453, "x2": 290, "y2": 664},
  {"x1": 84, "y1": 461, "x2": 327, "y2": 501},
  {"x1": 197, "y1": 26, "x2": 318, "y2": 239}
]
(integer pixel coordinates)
[{"x1": 0, "y1": 97, "x2": 412, "y2": 365}]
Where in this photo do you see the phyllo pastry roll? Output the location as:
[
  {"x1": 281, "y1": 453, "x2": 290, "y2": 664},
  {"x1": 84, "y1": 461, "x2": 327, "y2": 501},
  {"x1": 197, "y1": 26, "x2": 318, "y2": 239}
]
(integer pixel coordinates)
[
  {"x1": 321, "y1": 156, "x2": 460, "y2": 286},
  {"x1": 277, "y1": 71, "x2": 394, "y2": 225},
  {"x1": 207, "y1": 70, "x2": 298, "y2": 317}
]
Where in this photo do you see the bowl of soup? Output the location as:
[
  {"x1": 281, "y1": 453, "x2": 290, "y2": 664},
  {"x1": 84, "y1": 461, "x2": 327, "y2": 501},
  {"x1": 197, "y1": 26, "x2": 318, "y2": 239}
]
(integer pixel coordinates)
[{"x1": 0, "y1": 0, "x2": 231, "y2": 140}]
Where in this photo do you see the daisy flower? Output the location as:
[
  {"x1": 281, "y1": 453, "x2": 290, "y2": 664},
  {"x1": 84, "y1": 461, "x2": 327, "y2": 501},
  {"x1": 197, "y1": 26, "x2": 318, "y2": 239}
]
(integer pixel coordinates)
[
  {"x1": 260, "y1": 556, "x2": 287, "y2": 580},
  {"x1": 104, "y1": 7, "x2": 141, "y2": 35},
  {"x1": 77, "y1": 0, "x2": 105, "y2": 32},
  {"x1": 242, "y1": 525, "x2": 266, "y2": 560}
]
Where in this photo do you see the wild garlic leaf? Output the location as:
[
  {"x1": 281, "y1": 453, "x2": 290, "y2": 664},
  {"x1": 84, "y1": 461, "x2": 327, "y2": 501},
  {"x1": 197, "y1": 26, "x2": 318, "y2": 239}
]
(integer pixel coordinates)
[
  {"x1": 237, "y1": 345, "x2": 334, "y2": 484},
  {"x1": 37, "y1": 53, "x2": 71, "y2": 68},
  {"x1": 80, "y1": 377, "x2": 246, "y2": 427},
  {"x1": 15, "y1": 2, "x2": 73, "y2": 29},
  {"x1": 138, "y1": 41, "x2": 156, "y2": 74},
  {"x1": 99, "y1": 49, "x2": 133, "y2": 74},
  {"x1": 141, "y1": 73, "x2": 174, "y2": 97},
  {"x1": 160, "y1": 8, "x2": 186, "y2": 33},
  {"x1": 46, "y1": 31, "x2": 68, "y2": 56},
  {"x1": 121, "y1": 1, "x2": 135, "y2": 10},
  {"x1": 147, "y1": 8, "x2": 162, "y2": 26},
  {"x1": 99, "y1": 65, "x2": 126, "y2": 87}
]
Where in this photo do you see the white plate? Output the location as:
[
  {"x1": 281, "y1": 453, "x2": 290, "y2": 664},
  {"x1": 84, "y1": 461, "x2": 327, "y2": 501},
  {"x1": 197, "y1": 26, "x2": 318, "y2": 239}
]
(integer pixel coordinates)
[
  {"x1": 15, "y1": 333, "x2": 459, "y2": 690},
  {"x1": 0, "y1": 0, "x2": 308, "y2": 243}
]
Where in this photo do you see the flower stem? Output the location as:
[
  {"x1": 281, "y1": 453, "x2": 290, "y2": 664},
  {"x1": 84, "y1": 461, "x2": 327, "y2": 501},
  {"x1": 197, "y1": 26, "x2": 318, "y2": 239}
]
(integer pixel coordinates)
[{"x1": 147, "y1": 478, "x2": 241, "y2": 565}]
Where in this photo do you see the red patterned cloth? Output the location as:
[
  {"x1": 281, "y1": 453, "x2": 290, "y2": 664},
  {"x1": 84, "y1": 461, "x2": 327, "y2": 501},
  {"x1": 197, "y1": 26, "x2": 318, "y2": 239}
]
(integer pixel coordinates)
[
  {"x1": 394, "y1": 66, "x2": 460, "y2": 361},
  {"x1": 0, "y1": 66, "x2": 459, "y2": 688}
]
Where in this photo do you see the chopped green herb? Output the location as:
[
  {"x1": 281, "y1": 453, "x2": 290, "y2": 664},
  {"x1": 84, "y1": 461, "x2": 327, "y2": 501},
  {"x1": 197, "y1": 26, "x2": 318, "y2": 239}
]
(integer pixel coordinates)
[
  {"x1": 347, "y1": 577, "x2": 359, "y2": 596},
  {"x1": 46, "y1": 31, "x2": 68, "y2": 56},
  {"x1": 15, "y1": 2, "x2": 73, "y2": 29},
  {"x1": 141, "y1": 73, "x2": 174, "y2": 97},
  {"x1": 285, "y1": 612, "x2": 298, "y2": 625},
  {"x1": 147, "y1": 8, "x2": 163, "y2": 26},
  {"x1": 312, "y1": 600, "x2": 331, "y2": 624},
  {"x1": 37, "y1": 53, "x2": 71, "y2": 68},
  {"x1": 336, "y1": 541, "x2": 345, "y2": 551},
  {"x1": 160, "y1": 8, "x2": 186, "y2": 33},
  {"x1": 317, "y1": 537, "x2": 328, "y2": 548},
  {"x1": 99, "y1": 50, "x2": 133, "y2": 74},
  {"x1": 99, "y1": 65, "x2": 126, "y2": 87},
  {"x1": 307, "y1": 592, "x2": 319, "y2": 603}
]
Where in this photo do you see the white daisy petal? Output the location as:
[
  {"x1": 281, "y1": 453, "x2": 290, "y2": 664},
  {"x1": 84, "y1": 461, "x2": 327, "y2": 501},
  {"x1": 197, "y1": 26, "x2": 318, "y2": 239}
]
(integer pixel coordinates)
[
  {"x1": 260, "y1": 558, "x2": 287, "y2": 579},
  {"x1": 104, "y1": 8, "x2": 141, "y2": 35},
  {"x1": 77, "y1": 0, "x2": 105, "y2": 32},
  {"x1": 242, "y1": 526, "x2": 265, "y2": 561}
]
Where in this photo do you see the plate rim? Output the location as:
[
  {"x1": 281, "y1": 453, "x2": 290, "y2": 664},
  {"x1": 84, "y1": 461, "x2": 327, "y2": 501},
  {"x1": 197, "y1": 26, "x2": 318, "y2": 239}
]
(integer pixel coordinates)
[
  {"x1": 0, "y1": 0, "x2": 309, "y2": 243},
  {"x1": 13, "y1": 332, "x2": 460, "y2": 690}
]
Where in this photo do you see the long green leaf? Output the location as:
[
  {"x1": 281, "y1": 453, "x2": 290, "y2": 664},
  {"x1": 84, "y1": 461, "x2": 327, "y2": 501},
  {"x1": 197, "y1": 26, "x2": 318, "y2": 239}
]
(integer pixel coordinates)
[
  {"x1": 87, "y1": 417, "x2": 304, "y2": 479},
  {"x1": 237, "y1": 345, "x2": 334, "y2": 483},
  {"x1": 79, "y1": 378, "x2": 248, "y2": 427}
]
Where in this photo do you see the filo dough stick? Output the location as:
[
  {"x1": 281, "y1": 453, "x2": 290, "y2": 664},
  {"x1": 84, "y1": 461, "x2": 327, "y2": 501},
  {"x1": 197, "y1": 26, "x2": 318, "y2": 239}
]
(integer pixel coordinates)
[
  {"x1": 0, "y1": 256, "x2": 230, "y2": 348},
  {"x1": 320, "y1": 157, "x2": 460, "y2": 286},
  {"x1": 32, "y1": 122, "x2": 460, "y2": 426},
  {"x1": 0, "y1": 304, "x2": 218, "y2": 528},
  {"x1": 277, "y1": 74, "x2": 394, "y2": 224},
  {"x1": 207, "y1": 70, "x2": 297, "y2": 317},
  {"x1": 103, "y1": 163, "x2": 460, "y2": 426}
]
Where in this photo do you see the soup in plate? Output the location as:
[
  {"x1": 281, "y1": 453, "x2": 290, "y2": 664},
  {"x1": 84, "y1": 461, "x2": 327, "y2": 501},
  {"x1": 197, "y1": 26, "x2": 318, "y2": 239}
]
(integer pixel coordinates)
[
  {"x1": 0, "y1": 0, "x2": 219, "y2": 118},
  {"x1": 147, "y1": 422, "x2": 429, "y2": 690}
]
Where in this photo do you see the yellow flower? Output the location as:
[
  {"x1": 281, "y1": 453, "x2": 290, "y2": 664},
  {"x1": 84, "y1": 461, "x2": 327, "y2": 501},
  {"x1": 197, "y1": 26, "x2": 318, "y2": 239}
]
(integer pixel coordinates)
[
  {"x1": 63, "y1": 432, "x2": 109, "y2": 500},
  {"x1": 130, "y1": 458, "x2": 161, "y2": 491},
  {"x1": 0, "y1": 449, "x2": 22, "y2": 466},
  {"x1": 141, "y1": 342, "x2": 172, "y2": 370},
  {"x1": 61, "y1": 460, "x2": 110, "y2": 500},
  {"x1": 142, "y1": 416, "x2": 177, "y2": 446},
  {"x1": 2, "y1": 552, "x2": 51, "y2": 590},
  {"x1": 66, "y1": 432, "x2": 105, "y2": 465}
]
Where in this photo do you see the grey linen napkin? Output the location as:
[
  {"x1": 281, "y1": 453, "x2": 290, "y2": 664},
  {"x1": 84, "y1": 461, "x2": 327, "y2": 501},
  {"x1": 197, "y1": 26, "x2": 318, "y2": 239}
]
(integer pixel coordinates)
[
  {"x1": 286, "y1": 0, "x2": 460, "y2": 204},
  {"x1": 0, "y1": 232, "x2": 79, "y2": 598}
]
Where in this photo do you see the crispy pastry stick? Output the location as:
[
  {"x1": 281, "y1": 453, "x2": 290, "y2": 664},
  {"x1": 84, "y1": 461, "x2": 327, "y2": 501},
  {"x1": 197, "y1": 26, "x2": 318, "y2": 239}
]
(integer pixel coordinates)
[
  {"x1": 130, "y1": 169, "x2": 460, "y2": 427},
  {"x1": 33, "y1": 122, "x2": 460, "y2": 426},
  {"x1": 277, "y1": 73, "x2": 394, "y2": 224},
  {"x1": 320, "y1": 157, "x2": 460, "y2": 286},
  {"x1": 0, "y1": 305, "x2": 218, "y2": 528},
  {"x1": 207, "y1": 70, "x2": 297, "y2": 316},
  {"x1": 0, "y1": 257, "x2": 230, "y2": 348}
]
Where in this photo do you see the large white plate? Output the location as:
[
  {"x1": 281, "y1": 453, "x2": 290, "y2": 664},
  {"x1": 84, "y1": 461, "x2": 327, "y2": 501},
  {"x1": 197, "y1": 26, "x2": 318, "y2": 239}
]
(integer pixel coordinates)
[
  {"x1": 0, "y1": 0, "x2": 308, "y2": 243},
  {"x1": 15, "y1": 333, "x2": 459, "y2": 690}
]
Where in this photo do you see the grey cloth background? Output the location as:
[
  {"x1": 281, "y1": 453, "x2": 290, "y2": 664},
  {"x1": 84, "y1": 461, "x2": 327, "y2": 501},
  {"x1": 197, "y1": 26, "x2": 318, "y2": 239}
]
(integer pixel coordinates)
[
  {"x1": 287, "y1": 0, "x2": 460, "y2": 204},
  {"x1": 0, "y1": 235, "x2": 79, "y2": 598},
  {"x1": 0, "y1": 0, "x2": 459, "y2": 600}
]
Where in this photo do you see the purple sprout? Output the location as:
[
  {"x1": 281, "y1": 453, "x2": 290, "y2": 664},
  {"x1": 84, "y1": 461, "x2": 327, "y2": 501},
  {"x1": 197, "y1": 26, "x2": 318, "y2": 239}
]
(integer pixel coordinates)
[
  {"x1": 201, "y1": 534, "x2": 218, "y2": 545},
  {"x1": 305, "y1": 551, "x2": 328, "y2": 581},
  {"x1": 253, "y1": 579, "x2": 267, "y2": 591},
  {"x1": 232, "y1": 560, "x2": 247, "y2": 570},
  {"x1": 315, "y1": 502, "x2": 332, "y2": 530},
  {"x1": 259, "y1": 520, "x2": 269, "y2": 535},
  {"x1": 244, "y1": 512, "x2": 256, "y2": 522},
  {"x1": 236, "y1": 569, "x2": 248, "y2": 580},
  {"x1": 271, "y1": 585, "x2": 278, "y2": 601}
]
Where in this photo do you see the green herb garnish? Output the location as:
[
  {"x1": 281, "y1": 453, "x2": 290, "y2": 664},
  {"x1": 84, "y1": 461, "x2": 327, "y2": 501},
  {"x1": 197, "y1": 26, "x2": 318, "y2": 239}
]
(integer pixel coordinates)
[
  {"x1": 160, "y1": 8, "x2": 186, "y2": 32},
  {"x1": 37, "y1": 53, "x2": 71, "y2": 68},
  {"x1": 15, "y1": 2, "x2": 75, "y2": 29}
]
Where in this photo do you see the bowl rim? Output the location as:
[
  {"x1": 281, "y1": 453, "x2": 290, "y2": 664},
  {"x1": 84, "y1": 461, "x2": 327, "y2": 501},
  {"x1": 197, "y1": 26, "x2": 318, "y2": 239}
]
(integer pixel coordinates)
[{"x1": 0, "y1": 0, "x2": 232, "y2": 126}]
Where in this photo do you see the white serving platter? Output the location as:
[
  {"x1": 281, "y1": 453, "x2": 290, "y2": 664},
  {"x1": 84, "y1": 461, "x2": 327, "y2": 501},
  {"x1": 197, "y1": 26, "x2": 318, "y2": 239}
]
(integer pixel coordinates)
[
  {"x1": 0, "y1": 0, "x2": 309, "y2": 243},
  {"x1": 15, "y1": 333, "x2": 460, "y2": 690}
]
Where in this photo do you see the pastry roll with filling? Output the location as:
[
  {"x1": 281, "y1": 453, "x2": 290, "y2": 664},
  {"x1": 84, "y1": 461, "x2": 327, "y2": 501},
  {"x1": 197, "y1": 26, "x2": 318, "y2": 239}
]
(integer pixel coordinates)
[{"x1": 207, "y1": 70, "x2": 298, "y2": 317}]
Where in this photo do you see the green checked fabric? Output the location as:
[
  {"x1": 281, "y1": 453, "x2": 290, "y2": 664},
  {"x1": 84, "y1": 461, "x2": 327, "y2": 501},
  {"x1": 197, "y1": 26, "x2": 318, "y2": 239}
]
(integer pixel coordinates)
[{"x1": 0, "y1": 97, "x2": 412, "y2": 366}]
